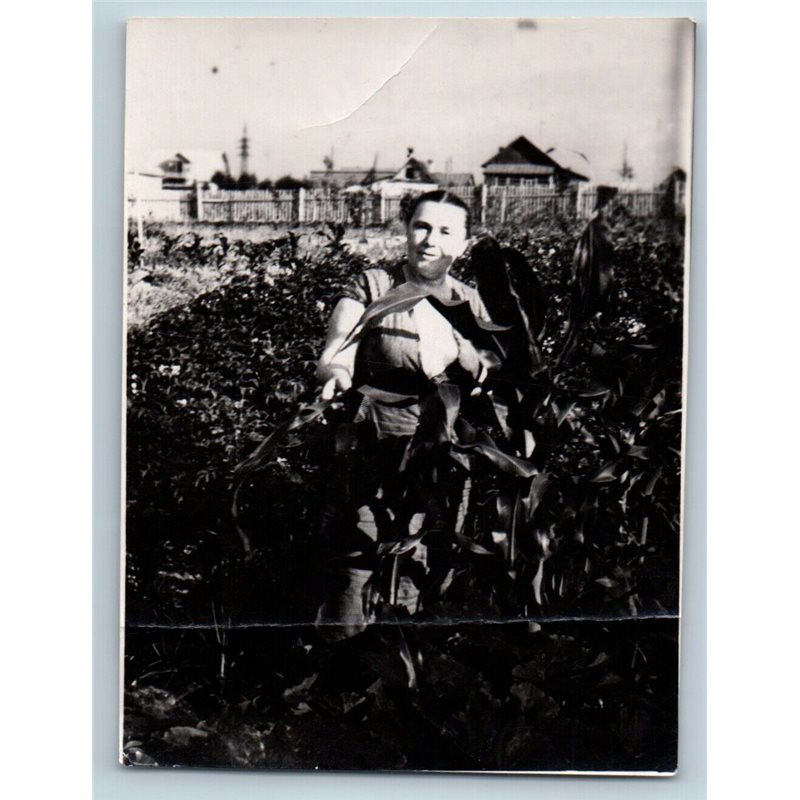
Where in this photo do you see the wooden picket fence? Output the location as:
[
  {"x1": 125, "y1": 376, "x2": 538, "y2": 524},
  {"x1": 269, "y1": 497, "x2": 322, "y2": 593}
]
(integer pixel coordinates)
[
  {"x1": 483, "y1": 185, "x2": 575, "y2": 225},
  {"x1": 128, "y1": 183, "x2": 677, "y2": 226},
  {"x1": 199, "y1": 189, "x2": 296, "y2": 224},
  {"x1": 128, "y1": 190, "x2": 195, "y2": 222}
]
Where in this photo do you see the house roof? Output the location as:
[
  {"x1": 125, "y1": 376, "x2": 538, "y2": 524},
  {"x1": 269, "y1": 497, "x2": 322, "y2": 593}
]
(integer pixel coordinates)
[
  {"x1": 390, "y1": 157, "x2": 436, "y2": 183},
  {"x1": 309, "y1": 168, "x2": 398, "y2": 177},
  {"x1": 482, "y1": 136, "x2": 562, "y2": 170},
  {"x1": 150, "y1": 149, "x2": 228, "y2": 181},
  {"x1": 150, "y1": 149, "x2": 188, "y2": 168},
  {"x1": 432, "y1": 172, "x2": 475, "y2": 186},
  {"x1": 482, "y1": 136, "x2": 589, "y2": 181},
  {"x1": 308, "y1": 168, "x2": 397, "y2": 186}
]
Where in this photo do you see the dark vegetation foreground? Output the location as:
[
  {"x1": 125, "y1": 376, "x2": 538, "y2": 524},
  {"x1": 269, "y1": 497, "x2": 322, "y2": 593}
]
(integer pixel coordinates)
[{"x1": 123, "y1": 213, "x2": 685, "y2": 772}]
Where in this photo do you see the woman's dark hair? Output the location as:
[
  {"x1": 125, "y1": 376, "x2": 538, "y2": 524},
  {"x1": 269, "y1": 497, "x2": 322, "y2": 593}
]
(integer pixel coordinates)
[{"x1": 401, "y1": 190, "x2": 472, "y2": 236}]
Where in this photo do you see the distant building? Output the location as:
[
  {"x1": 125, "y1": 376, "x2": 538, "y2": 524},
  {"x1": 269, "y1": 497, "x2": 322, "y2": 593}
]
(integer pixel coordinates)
[
  {"x1": 309, "y1": 156, "x2": 475, "y2": 195},
  {"x1": 390, "y1": 156, "x2": 435, "y2": 184},
  {"x1": 149, "y1": 149, "x2": 230, "y2": 190},
  {"x1": 482, "y1": 136, "x2": 589, "y2": 189},
  {"x1": 432, "y1": 172, "x2": 475, "y2": 188},
  {"x1": 308, "y1": 168, "x2": 396, "y2": 189},
  {"x1": 126, "y1": 170, "x2": 191, "y2": 222},
  {"x1": 659, "y1": 167, "x2": 687, "y2": 194},
  {"x1": 658, "y1": 167, "x2": 687, "y2": 214},
  {"x1": 371, "y1": 156, "x2": 439, "y2": 197}
]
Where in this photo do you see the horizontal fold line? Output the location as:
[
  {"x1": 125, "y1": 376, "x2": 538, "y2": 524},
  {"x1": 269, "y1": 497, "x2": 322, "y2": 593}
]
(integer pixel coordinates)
[{"x1": 125, "y1": 612, "x2": 679, "y2": 630}]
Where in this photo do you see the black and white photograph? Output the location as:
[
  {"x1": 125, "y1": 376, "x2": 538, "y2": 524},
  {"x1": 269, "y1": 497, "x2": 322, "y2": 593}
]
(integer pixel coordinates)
[{"x1": 122, "y1": 16, "x2": 694, "y2": 774}]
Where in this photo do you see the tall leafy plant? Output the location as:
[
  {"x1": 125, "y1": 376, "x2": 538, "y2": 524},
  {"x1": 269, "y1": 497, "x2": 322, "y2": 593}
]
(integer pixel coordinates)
[{"x1": 233, "y1": 198, "x2": 682, "y2": 622}]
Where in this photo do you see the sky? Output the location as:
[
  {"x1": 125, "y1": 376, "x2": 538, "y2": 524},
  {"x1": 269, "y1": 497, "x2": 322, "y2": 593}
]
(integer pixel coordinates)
[{"x1": 125, "y1": 17, "x2": 694, "y2": 187}]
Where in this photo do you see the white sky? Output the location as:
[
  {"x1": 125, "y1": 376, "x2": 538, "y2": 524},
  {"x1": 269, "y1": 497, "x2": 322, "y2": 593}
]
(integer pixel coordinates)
[{"x1": 125, "y1": 17, "x2": 694, "y2": 187}]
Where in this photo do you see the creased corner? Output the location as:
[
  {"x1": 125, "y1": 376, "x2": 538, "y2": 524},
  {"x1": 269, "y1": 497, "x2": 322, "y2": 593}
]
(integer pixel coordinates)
[{"x1": 300, "y1": 24, "x2": 439, "y2": 132}]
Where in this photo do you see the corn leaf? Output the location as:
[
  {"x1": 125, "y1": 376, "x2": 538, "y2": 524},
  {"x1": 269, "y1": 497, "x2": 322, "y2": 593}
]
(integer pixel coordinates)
[
  {"x1": 589, "y1": 461, "x2": 618, "y2": 483},
  {"x1": 559, "y1": 207, "x2": 615, "y2": 363},
  {"x1": 503, "y1": 246, "x2": 547, "y2": 341},
  {"x1": 425, "y1": 295, "x2": 510, "y2": 359},
  {"x1": 437, "y1": 381, "x2": 461, "y2": 443},
  {"x1": 335, "y1": 282, "x2": 432, "y2": 354},
  {"x1": 522, "y1": 473, "x2": 550, "y2": 523},
  {"x1": 454, "y1": 531, "x2": 495, "y2": 556},
  {"x1": 470, "y1": 237, "x2": 547, "y2": 377},
  {"x1": 453, "y1": 441, "x2": 537, "y2": 478}
]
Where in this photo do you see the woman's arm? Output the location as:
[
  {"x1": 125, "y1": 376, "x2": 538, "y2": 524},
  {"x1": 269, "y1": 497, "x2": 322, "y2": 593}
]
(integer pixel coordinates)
[{"x1": 316, "y1": 297, "x2": 364, "y2": 398}]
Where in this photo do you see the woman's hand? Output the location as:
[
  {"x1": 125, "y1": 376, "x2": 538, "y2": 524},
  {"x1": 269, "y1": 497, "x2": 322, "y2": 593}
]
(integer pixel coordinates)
[
  {"x1": 453, "y1": 330, "x2": 500, "y2": 385},
  {"x1": 317, "y1": 362, "x2": 352, "y2": 400}
]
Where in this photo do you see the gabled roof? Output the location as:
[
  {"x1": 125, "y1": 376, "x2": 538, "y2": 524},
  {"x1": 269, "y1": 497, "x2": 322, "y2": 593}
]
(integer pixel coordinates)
[
  {"x1": 391, "y1": 157, "x2": 436, "y2": 183},
  {"x1": 149, "y1": 149, "x2": 228, "y2": 181},
  {"x1": 482, "y1": 136, "x2": 589, "y2": 181},
  {"x1": 150, "y1": 149, "x2": 189, "y2": 169},
  {"x1": 482, "y1": 136, "x2": 562, "y2": 170}
]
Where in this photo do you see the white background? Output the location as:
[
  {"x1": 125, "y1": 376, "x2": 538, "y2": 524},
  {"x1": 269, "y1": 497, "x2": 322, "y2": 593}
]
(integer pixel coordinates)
[{"x1": 2, "y1": 1, "x2": 797, "y2": 798}]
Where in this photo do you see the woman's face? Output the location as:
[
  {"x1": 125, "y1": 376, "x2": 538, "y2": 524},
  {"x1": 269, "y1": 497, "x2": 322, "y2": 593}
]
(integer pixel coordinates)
[{"x1": 406, "y1": 200, "x2": 469, "y2": 282}]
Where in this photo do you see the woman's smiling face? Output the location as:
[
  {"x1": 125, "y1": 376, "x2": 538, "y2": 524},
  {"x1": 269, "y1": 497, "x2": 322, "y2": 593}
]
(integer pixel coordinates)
[{"x1": 406, "y1": 200, "x2": 469, "y2": 282}]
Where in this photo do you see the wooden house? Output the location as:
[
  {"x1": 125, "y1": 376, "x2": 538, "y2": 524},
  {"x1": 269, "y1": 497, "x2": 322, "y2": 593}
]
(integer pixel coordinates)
[
  {"x1": 482, "y1": 136, "x2": 589, "y2": 190},
  {"x1": 372, "y1": 156, "x2": 440, "y2": 197},
  {"x1": 150, "y1": 150, "x2": 230, "y2": 190}
]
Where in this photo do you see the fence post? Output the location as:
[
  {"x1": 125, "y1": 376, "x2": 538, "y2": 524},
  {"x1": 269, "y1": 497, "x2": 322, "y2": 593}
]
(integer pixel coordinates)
[
  {"x1": 296, "y1": 187, "x2": 306, "y2": 223},
  {"x1": 500, "y1": 185, "x2": 507, "y2": 225},
  {"x1": 480, "y1": 184, "x2": 487, "y2": 225},
  {"x1": 196, "y1": 183, "x2": 204, "y2": 221}
]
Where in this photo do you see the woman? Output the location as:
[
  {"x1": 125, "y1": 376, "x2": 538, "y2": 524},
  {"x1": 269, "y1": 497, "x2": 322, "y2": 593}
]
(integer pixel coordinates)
[{"x1": 314, "y1": 191, "x2": 496, "y2": 640}]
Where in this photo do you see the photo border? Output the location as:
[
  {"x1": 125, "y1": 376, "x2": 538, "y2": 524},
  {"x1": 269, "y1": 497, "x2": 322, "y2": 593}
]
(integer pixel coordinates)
[{"x1": 94, "y1": 1, "x2": 706, "y2": 796}]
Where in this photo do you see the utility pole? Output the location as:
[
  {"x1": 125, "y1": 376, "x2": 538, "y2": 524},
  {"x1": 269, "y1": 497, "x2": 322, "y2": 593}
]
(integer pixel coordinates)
[
  {"x1": 618, "y1": 141, "x2": 634, "y2": 183},
  {"x1": 238, "y1": 125, "x2": 250, "y2": 179}
]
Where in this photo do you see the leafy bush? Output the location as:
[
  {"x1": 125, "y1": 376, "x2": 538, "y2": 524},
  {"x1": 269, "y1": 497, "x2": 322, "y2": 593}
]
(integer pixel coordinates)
[{"x1": 124, "y1": 211, "x2": 684, "y2": 770}]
